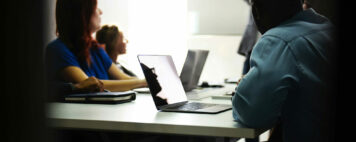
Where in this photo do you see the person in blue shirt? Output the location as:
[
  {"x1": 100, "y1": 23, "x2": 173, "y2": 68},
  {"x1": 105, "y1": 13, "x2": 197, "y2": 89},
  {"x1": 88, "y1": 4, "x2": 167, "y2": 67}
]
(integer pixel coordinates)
[
  {"x1": 231, "y1": 0, "x2": 335, "y2": 141},
  {"x1": 46, "y1": 0, "x2": 147, "y2": 95}
]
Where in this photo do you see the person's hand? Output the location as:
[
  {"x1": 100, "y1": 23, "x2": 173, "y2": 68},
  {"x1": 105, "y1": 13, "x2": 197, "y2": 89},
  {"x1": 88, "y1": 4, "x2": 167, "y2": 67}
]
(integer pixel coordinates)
[
  {"x1": 139, "y1": 79, "x2": 148, "y2": 88},
  {"x1": 73, "y1": 77, "x2": 104, "y2": 92}
]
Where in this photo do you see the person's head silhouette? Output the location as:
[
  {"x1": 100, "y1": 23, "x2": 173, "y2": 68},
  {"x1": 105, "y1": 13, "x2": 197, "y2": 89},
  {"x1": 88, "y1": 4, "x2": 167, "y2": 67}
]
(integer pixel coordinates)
[
  {"x1": 250, "y1": 0, "x2": 303, "y2": 34},
  {"x1": 140, "y1": 63, "x2": 168, "y2": 106}
]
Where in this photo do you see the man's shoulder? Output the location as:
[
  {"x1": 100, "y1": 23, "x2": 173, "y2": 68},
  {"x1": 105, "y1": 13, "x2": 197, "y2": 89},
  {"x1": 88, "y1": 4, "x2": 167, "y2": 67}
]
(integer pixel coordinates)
[{"x1": 265, "y1": 23, "x2": 330, "y2": 43}]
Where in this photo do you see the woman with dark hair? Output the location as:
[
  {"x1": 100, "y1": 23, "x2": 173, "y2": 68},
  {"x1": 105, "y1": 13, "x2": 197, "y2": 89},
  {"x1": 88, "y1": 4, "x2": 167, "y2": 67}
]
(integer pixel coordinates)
[
  {"x1": 96, "y1": 25, "x2": 137, "y2": 77},
  {"x1": 46, "y1": 0, "x2": 146, "y2": 93}
]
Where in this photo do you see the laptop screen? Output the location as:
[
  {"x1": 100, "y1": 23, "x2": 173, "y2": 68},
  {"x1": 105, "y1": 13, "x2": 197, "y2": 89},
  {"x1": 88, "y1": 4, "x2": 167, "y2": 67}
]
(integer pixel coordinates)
[
  {"x1": 180, "y1": 50, "x2": 209, "y2": 91},
  {"x1": 138, "y1": 55, "x2": 188, "y2": 108}
]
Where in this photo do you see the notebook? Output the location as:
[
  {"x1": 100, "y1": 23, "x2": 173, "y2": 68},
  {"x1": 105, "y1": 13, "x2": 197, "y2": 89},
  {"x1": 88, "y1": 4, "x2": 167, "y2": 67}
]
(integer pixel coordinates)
[
  {"x1": 137, "y1": 55, "x2": 231, "y2": 114},
  {"x1": 64, "y1": 91, "x2": 136, "y2": 104}
]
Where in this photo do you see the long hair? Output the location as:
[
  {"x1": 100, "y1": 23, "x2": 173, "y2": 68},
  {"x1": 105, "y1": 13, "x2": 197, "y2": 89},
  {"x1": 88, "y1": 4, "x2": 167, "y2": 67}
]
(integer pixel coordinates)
[{"x1": 56, "y1": 0, "x2": 98, "y2": 65}]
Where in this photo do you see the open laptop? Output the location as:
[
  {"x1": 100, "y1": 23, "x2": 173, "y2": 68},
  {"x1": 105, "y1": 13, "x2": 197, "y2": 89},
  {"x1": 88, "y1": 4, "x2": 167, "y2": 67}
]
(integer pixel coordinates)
[
  {"x1": 133, "y1": 49, "x2": 209, "y2": 95},
  {"x1": 180, "y1": 49, "x2": 209, "y2": 92},
  {"x1": 138, "y1": 55, "x2": 231, "y2": 114},
  {"x1": 180, "y1": 50, "x2": 213, "y2": 99}
]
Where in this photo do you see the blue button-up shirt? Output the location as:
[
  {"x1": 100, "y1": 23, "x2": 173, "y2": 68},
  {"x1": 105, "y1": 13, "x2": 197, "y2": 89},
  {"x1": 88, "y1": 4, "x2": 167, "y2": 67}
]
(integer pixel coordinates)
[{"x1": 232, "y1": 9, "x2": 334, "y2": 142}]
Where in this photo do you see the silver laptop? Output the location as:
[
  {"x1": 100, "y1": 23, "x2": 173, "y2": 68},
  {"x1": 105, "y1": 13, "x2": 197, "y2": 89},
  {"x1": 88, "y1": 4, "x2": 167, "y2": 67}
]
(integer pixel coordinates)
[
  {"x1": 180, "y1": 49, "x2": 209, "y2": 92},
  {"x1": 180, "y1": 50, "x2": 213, "y2": 99},
  {"x1": 138, "y1": 55, "x2": 231, "y2": 114},
  {"x1": 133, "y1": 50, "x2": 209, "y2": 95}
]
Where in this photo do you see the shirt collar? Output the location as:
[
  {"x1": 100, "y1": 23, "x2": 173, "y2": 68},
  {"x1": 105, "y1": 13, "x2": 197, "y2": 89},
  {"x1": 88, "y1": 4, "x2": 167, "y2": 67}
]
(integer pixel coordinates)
[{"x1": 282, "y1": 8, "x2": 330, "y2": 25}]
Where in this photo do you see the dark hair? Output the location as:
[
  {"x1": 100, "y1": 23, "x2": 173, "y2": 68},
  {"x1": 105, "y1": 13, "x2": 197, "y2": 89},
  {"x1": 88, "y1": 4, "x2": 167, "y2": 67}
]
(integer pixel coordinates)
[
  {"x1": 254, "y1": 0, "x2": 303, "y2": 14},
  {"x1": 96, "y1": 25, "x2": 120, "y2": 60},
  {"x1": 252, "y1": 0, "x2": 303, "y2": 33},
  {"x1": 56, "y1": 0, "x2": 98, "y2": 65}
]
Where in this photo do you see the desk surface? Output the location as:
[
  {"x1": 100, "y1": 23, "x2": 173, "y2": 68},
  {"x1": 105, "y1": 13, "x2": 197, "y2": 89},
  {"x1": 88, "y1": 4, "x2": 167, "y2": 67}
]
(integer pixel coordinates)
[{"x1": 47, "y1": 85, "x2": 263, "y2": 138}]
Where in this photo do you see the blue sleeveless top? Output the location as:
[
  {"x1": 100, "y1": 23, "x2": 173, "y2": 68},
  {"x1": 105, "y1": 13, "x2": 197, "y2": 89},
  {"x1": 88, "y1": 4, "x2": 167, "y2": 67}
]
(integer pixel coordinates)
[{"x1": 46, "y1": 38, "x2": 113, "y2": 81}]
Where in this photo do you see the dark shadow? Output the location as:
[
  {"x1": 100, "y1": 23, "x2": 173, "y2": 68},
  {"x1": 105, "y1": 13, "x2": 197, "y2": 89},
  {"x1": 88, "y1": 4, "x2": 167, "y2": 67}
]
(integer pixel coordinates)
[{"x1": 140, "y1": 63, "x2": 168, "y2": 107}]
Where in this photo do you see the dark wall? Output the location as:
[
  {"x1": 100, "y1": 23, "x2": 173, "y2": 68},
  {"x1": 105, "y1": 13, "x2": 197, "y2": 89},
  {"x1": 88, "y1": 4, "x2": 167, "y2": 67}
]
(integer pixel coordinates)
[
  {"x1": 4, "y1": 0, "x2": 48, "y2": 142},
  {"x1": 308, "y1": 0, "x2": 339, "y2": 25}
]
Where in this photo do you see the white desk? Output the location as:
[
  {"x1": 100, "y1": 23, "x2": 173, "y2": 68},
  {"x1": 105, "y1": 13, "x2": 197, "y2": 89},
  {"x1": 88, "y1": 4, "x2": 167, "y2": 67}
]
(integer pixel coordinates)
[{"x1": 47, "y1": 86, "x2": 264, "y2": 139}]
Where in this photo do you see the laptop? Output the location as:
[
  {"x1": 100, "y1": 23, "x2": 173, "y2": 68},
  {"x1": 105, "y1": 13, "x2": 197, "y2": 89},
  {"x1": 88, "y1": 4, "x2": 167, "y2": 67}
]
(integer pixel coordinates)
[
  {"x1": 133, "y1": 50, "x2": 209, "y2": 95},
  {"x1": 138, "y1": 55, "x2": 231, "y2": 114},
  {"x1": 180, "y1": 49, "x2": 209, "y2": 92}
]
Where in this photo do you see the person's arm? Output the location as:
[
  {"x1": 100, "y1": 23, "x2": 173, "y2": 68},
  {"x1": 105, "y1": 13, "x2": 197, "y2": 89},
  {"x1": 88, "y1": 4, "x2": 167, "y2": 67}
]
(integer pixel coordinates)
[
  {"x1": 101, "y1": 79, "x2": 146, "y2": 92},
  {"x1": 48, "y1": 77, "x2": 103, "y2": 101},
  {"x1": 57, "y1": 77, "x2": 103, "y2": 93},
  {"x1": 108, "y1": 63, "x2": 136, "y2": 80},
  {"x1": 61, "y1": 65, "x2": 146, "y2": 92},
  {"x1": 71, "y1": 76, "x2": 104, "y2": 92},
  {"x1": 232, "y1": 36, "x2": 299, "y2": 128},
  {"x1": 60, "y1": 66, "x2": 89, "y2": 83},
  {"x1": 105, "y1": 63, "x2": 146, "y2": 91}
]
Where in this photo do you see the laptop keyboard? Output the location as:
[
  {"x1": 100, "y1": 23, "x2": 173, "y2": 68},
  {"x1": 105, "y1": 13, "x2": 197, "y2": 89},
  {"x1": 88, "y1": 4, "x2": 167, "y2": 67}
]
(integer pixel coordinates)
[{"x1": 168, "y1": 102, "x2": 217, "y2": 111}]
